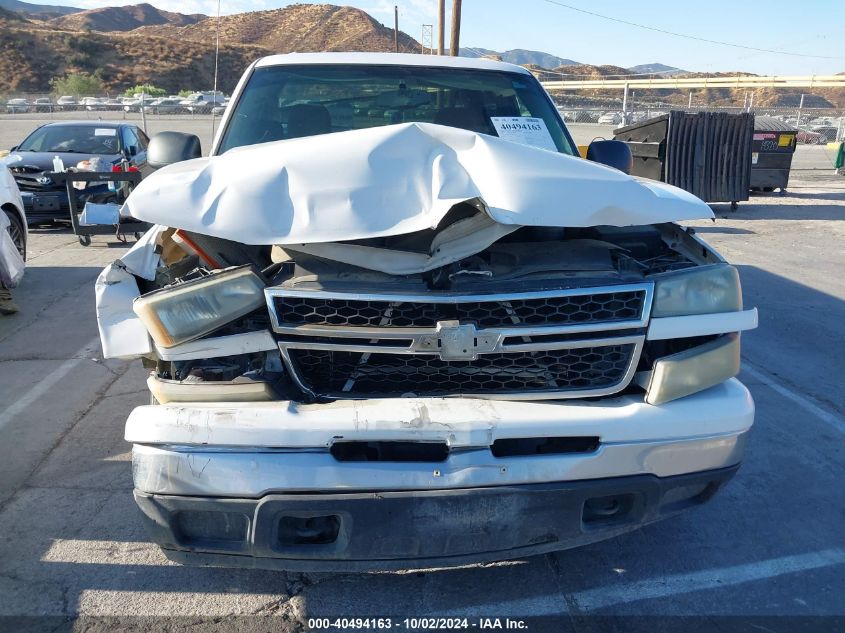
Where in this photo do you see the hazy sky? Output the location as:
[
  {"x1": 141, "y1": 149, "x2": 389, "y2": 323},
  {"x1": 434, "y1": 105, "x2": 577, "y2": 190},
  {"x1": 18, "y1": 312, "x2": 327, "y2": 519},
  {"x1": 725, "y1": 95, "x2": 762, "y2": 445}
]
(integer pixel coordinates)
[{"x1": 41, "y1": 0, "x2": 845, "y2": 75}]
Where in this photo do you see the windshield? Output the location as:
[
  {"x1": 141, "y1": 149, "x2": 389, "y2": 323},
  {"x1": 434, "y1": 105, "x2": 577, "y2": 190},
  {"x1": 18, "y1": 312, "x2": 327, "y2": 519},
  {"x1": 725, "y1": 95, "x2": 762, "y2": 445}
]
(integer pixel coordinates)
[
  {"x1": 218, "y1": 64, "x2": 575, "y2": 155},
  {"x1": 17, "y1": 125, "x2": 121, "y2": 154}
]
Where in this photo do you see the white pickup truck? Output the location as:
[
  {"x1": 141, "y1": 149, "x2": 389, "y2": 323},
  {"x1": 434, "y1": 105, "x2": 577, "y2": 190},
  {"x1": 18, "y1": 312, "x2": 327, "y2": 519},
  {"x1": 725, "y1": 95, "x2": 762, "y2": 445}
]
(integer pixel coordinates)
[{"x1": 96, "y1": 53, "x2": 757, "y2": 571}]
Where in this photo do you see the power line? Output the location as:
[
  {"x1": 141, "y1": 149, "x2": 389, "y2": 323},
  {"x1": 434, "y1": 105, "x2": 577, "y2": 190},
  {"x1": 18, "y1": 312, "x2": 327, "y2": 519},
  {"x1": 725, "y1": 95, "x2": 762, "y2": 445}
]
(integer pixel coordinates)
[{"x1": 540, "y1": 0, "x2": 845, "y2": 60}]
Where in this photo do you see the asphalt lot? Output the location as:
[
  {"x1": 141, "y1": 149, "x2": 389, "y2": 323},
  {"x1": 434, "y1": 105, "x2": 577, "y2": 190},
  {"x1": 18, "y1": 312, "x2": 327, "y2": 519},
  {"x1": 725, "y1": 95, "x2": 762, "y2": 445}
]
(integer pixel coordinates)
[{"x1": 0, "y1": 115, "x2": 844, "y2": 631}]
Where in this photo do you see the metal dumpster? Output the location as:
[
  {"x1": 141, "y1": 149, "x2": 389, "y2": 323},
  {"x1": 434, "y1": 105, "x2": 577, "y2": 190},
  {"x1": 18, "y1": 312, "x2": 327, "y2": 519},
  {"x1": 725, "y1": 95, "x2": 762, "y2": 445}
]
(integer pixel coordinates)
[
  {"x1": 614, "y1": 111, "x2": 754, "y2": 207},
  {"x1": 750, "y1": 117, "x2": 797, "y2": 193}
]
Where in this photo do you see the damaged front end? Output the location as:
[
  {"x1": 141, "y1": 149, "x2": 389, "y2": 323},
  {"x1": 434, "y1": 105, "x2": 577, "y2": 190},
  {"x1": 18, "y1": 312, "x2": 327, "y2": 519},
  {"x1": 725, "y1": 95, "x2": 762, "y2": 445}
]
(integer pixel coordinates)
[{"x1": 98, "y1": 122, "x2": 756, "y2": 570}]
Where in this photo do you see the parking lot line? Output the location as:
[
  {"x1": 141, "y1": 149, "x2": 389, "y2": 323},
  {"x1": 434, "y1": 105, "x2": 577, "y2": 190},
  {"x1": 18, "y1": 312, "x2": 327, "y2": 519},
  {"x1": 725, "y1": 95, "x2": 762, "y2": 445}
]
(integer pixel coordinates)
[
  {"x1": 742, "y1": 363, "x2": 845, "y2": 434},
  {"x1": 457, "y1": 548, "x2": 845, "y2": 616},
  {"x1": 570, "y1": 548, "x2": 845, "y2": 612},
  {"x1": 0, "y1": 336, "x2": 101, "y2": 432}
]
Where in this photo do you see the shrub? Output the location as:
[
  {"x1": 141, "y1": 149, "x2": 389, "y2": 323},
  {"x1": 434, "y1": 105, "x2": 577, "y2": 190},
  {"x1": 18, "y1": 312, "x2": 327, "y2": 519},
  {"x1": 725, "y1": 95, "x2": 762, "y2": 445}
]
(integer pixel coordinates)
[
  {"x1": 50, "y1": 72, "x2": 103, "y2": 97},
  {"x1": 123, "y1": 84, "x2": 167, "y2": 97}
]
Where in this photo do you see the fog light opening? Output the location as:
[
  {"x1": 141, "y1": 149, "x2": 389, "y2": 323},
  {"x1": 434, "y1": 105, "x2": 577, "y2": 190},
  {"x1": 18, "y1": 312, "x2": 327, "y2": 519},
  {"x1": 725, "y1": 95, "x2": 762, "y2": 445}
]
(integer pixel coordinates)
[
  {"x1": 278, "y1": 514, "x2": 341, "y2": 546},
  {"x1": 582, "y1": 493, "x2": 637, "y2": 528}
]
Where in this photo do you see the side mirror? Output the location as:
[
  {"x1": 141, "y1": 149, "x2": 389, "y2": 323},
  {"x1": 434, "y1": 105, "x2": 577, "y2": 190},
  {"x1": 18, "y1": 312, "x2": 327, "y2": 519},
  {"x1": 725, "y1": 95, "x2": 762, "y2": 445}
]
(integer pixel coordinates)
[
  {"x1": 128, "y1": 145, "x2": 137, "y2": 157},
  {"x1": 147, "y1": 131, "x2": 201, "y2": 170},
  {"x1": 9, "y1": 146, "x2": 17, "y2": 152},
  {"x1": 586, "y1": 139, "x2": 633, "y2": 174}
]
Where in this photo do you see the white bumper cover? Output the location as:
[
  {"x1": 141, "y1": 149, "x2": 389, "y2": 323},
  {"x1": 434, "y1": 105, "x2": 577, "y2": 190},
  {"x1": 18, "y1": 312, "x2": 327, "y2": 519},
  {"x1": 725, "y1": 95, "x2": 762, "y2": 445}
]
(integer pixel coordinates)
[{"x1": 129, "y1": 378, "x2": 754, "y2": 497}]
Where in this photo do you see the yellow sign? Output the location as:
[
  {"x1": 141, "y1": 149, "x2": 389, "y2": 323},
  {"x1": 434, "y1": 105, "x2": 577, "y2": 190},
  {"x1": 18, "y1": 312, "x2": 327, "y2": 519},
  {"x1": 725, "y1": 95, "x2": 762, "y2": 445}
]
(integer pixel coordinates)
[{"x1": 778, "y1": 134, "x2": 794, "y2": 147}]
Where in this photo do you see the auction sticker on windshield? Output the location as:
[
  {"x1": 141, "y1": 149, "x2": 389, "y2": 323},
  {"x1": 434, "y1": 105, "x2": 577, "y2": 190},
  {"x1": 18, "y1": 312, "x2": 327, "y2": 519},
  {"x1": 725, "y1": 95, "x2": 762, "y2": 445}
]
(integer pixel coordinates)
[
  {"x1": 490, "y1": 117, "x2": 556, "y2": 151},
  {"x1": 94, "y1": 128, "x2": 117, "y2": 136}
]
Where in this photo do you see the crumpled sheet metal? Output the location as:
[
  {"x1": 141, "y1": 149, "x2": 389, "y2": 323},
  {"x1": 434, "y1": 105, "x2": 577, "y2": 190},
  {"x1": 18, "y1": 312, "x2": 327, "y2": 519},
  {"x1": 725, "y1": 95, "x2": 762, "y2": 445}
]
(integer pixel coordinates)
[
  {"x1": 124, "y1": 122, "x2": 713, "y2": 246},
  {"x1": 95, "y1": 226, "x2": 165, "y2": 359}
]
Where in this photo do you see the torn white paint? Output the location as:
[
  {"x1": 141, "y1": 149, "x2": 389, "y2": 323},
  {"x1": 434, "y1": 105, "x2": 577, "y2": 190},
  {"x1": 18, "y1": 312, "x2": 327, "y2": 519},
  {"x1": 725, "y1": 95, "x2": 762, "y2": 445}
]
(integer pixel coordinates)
[
  {"x1": 124, "y1": 122, "x2": 713, "y2": 246},
  {"x1": 95, "y1": 263, "x2": 152, "y2": 359}
]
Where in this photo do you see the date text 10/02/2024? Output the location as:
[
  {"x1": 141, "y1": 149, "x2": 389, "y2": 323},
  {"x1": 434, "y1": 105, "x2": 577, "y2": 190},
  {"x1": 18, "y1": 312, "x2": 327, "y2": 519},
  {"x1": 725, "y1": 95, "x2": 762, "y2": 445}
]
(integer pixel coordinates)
[{"x1": 307, "y1": 618, "x2": 529, "y2": 630}]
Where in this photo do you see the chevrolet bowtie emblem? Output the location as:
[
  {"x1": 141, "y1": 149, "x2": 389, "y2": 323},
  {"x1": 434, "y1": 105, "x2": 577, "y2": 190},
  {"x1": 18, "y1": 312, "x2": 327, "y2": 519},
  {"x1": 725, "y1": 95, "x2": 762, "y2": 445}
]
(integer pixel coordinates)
[{"x1": 434, "y1": 320, "x2": 478, "y2": 361}]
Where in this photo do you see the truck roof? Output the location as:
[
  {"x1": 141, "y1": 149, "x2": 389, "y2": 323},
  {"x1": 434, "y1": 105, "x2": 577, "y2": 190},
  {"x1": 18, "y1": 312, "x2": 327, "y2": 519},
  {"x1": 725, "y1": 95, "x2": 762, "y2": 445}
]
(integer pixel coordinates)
[{"x1": 254, "y1": 52, "x2": 532, "y2": 75}]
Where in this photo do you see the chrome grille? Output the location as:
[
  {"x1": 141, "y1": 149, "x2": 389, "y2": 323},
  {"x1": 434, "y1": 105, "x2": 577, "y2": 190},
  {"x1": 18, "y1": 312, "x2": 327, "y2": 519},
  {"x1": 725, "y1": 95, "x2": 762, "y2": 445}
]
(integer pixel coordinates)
[
  {"x1": 267, "y1": 284, "x2": 652, "y2": 400},
  {"x1": 273, "y1": 290, "x2": 645, "y2": 328}
]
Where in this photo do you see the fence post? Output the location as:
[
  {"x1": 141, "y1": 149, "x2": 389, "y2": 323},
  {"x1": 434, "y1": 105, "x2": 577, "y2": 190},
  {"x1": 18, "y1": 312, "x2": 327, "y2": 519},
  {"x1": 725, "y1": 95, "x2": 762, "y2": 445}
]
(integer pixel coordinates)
[
  {"x1": 621, "y1": 82, "x2": 629, "y2": 125},
  {"x1": 795, "y1": 93, "x2": 805, "y2": 128}
]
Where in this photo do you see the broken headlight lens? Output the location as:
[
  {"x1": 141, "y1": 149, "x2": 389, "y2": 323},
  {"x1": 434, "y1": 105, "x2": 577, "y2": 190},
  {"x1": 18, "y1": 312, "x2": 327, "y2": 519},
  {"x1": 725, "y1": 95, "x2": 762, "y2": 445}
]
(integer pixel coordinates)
[
  {"x1": 133, "y1": 266, "x2": 266, "y2": 348},
  {"x1": 651, "y1": 264, "x2": 742, "y2": 317}
]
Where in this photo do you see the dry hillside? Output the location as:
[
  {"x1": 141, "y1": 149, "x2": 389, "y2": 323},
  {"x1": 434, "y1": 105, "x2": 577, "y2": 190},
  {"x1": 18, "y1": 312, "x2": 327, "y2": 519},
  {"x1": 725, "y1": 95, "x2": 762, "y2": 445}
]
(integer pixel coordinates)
[
  {"x1": 0, "y1": 18, "x2": 265, "y2": 93},
  {"x1": 134, "y1": 3, "x2": 419, "y2": 54},
  {"x1": 0, "y1": 3, "x2": 421, "y2": 95},
  {"x1": 49, "y1": 2, "x2": 203, "y2": 31}
]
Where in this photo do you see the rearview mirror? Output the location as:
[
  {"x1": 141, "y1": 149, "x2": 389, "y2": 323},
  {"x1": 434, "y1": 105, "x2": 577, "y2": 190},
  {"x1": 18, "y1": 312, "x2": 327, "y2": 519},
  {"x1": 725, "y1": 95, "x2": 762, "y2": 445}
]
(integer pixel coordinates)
[
  {"x1": 147, "y1": 131, "x2": 201, "y2": 170},
  {"x1": 586, "y1": 139, "x2": 633, "y2": 174}
]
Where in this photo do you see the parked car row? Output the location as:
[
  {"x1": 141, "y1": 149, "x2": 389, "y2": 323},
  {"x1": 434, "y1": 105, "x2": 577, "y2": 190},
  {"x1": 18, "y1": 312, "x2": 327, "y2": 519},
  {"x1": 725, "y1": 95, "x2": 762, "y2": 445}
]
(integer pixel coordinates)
[
  {"x1": 556, "y1": 109, "x2": 667, "y2": 125},
  {"x1": 4, "y1": 93, "x2": 230, "y2": 115},
  {"x1": 795, "y1": 126, "x2": 843, "y2": 144}
]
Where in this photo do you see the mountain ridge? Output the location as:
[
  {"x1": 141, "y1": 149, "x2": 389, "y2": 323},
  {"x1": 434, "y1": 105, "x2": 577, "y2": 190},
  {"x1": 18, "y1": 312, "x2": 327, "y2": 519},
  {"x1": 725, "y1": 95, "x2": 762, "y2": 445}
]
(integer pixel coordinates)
[
  {"x1": 460, "y1": 47, "x2": 579, "y2": 68},
  {"x1": 49, "y1": 2, "x2": 205, "y2": 32},
  {"x1": 0, "y1": 0, "x2": 79, "y2": 17}
]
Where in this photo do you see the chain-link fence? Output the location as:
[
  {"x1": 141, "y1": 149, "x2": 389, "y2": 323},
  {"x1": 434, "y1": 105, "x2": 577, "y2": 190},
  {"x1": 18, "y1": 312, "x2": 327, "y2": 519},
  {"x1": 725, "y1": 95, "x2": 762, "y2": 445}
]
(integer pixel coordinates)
[
  {"x1": 1, "y1": 93, "x2": 225, "y2": 117},
  {"x1": 550, "y1": 94, "x2": 845, "y2": 143}
]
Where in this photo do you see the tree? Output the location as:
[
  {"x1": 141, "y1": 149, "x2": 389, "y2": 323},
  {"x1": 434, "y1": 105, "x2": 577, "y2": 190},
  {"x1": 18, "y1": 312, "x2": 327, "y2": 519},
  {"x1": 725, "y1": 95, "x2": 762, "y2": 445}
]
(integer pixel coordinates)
[
  {"x1": 178, "y1": 89, "x2": 194, "y2": 98},
  {"x1": 123, "y1": 84, "x2": 167, "y2": 98},
  {"x1": 50, "y1": 72, "x2": 103, "y2": 97}
]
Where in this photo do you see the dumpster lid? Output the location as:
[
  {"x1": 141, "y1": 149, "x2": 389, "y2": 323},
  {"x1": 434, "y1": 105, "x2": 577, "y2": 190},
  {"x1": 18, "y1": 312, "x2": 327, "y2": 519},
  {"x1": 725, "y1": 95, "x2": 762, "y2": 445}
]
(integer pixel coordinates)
[{"x1": 754, "y1": 116, "x2": 797, "y2": 133}]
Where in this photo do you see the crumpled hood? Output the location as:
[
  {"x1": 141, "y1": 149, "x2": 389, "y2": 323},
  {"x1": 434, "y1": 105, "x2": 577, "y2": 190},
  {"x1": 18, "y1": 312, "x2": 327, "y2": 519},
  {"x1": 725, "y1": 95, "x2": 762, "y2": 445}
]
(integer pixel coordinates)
[{"x1": 124, "y1": 122, "x2": 713, "y2": 245}]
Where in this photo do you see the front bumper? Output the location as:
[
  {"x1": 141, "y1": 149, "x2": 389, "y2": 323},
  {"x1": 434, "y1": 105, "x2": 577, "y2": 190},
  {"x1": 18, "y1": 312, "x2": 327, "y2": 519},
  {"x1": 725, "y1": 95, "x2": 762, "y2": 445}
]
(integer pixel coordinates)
[
  {"x1": 128, "y1": 379, "x2": 753, "y2": 569},
  {"x1": 136, "y1": 466, "x2": 739, "y2": 571}
]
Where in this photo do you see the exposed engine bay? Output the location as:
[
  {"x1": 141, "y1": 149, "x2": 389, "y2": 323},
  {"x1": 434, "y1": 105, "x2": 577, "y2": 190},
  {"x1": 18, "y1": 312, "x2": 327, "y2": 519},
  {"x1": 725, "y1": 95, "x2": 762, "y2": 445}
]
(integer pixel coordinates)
[{"x1": 122, "y1": 214, "x2": 724, "y2": 406}]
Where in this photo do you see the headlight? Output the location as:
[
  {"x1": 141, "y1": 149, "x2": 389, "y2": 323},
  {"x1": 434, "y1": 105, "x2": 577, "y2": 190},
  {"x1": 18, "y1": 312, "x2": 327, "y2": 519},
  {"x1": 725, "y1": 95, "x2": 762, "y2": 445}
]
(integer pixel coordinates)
[
  {"x1": 645, "y1": 334, "x2": 740, "y2": 405},
  {"x1": 133, "y1": 266, "x2": 266, "y2": 348},
  {"x1": 651, "y1": 264, "x2": 742, "y2": 317}
]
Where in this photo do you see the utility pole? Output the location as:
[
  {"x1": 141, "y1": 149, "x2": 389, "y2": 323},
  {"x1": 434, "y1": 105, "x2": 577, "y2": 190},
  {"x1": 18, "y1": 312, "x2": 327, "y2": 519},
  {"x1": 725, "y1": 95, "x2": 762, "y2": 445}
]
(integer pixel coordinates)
[
  {"x1": 449, "y1": 0, "x2": 462, "y2": 57},
  {"x1": 688, "y1": 91, "x2": 693, "y2": 109},
  {"x1": 437, "y1": 0, "x2": 445, "y2": 55},
  {"x1": 211, "y1": 0, "x2": 221, "y2": 143},
  {"x1": 394, "y1": 5, "x2": 399, "y2": 53}
]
